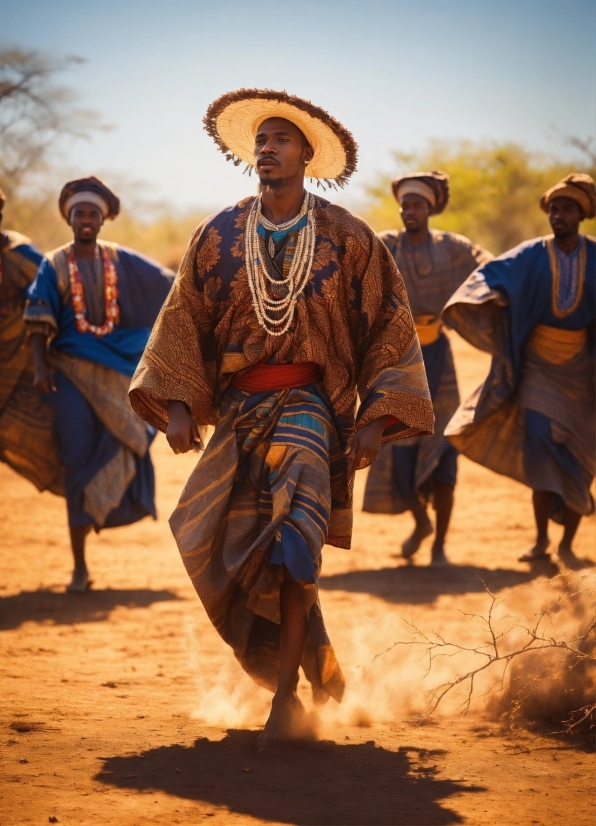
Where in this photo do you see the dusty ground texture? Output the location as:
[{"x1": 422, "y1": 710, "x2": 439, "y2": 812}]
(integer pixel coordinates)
[{"x1": 1, "y1": 334, "x2": 595, "y2": 826}]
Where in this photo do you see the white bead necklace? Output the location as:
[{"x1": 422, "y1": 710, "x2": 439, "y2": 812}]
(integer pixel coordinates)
[{"x1": 245, "y1": 193, "x2": 316, "y2": 337}]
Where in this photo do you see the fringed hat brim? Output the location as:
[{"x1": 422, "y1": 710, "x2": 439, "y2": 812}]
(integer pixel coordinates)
[{"x1": 204, "y1": 89, "x2": 358, "y2": 188}]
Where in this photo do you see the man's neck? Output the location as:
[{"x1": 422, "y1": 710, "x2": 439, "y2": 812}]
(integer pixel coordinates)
[
  {"x1": 72, "y1": 239, "x2": 97, "y2": 262},
  {"x1": 404, "y1": 226, "x2": 430, "y2": 247},
  {"x1": 554, "y1": 232, "x2": 580, "y2": 256},
  {"x1": 260, "y1": 181, "x2": 305, "y2": 225}
]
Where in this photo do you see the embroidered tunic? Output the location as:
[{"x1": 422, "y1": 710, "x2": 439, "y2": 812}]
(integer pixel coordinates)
[
  {"x1": 444, "y1": 235, "x2": 595, "y2": 516},
  {"x1": 129, "y1": 195, "x2": 434, "y2": 701},
  {"x1": 364, "y1": 229, "x2": 492, "y2": 513},
  {"x1": 24, "y1": 242, "x2": 174, "y2": 528}
]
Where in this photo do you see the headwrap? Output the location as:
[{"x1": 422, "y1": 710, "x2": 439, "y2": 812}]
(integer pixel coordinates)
[
  {"x1": 203, "y1": 88, "x2": 358, "y2": 189},
  {"x1": 540, "y1": 173, "x2": 596, "y2": 219},
  {"x1": 391, "y1": 170, "x2": 450, "y2": 216},
  {"x1": 58, "y1": 176, "x2": 120, "y2": 222}
]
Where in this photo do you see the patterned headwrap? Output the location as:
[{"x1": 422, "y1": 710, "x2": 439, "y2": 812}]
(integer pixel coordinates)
[
  {"x1": 391, "y1": 170, "x2": 450, "y2": 216},
  {"x1": 58, "y1": 176, "x2": 120, "y2": 222},
  {"x1": 540, "y1": 173, "x2": 596, "y2": 220}
]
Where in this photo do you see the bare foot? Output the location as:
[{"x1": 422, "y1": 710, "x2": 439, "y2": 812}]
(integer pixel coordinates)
[
  {"x1": 257, "y1": 693, "x2": 317, "y2": 749},
  {"x1": 402, "y1": 515, "x2": 433, "y2": 559},
  {"x1": 430, "y1": 544, "x2": 450, "y2": 567},
  {"x1": 67, "y1": 568, "x2": 92, "y2": 593},
  {"x1": 518, "y1": 537, "x2": 550, "y2": 563}
]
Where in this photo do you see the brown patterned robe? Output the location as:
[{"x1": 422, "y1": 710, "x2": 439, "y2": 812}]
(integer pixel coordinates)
[
  {"x1": 129, "y1": 195, "x2": 433, "y2": 701},
  {"x1": 0, "y1": 231, "x2": 63, "y2": 493}
]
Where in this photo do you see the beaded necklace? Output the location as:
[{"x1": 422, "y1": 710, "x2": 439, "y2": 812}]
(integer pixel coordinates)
[
  {"x1": 245, "y1": 192, "x2": 316, "y2": 337},
  {"x1": 67, "y1": 243, "x2": 119, "y2": 336}
]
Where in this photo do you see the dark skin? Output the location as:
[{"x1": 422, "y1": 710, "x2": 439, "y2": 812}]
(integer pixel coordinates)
[
  {"x1": 167, "y1": 117, "x2": 391, "y2": 742},
  {"x1": 520, "y1": 196, "x2": 585, "y2": 561},
  {"x1": 31, "y1": 202, "x2": 105, "y2": 590},
  {"x1": 398, "y1": 193, "x2": 453, "y2": 565}
]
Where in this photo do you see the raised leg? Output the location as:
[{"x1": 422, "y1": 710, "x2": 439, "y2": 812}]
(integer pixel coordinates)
[
  {"x1": 67, "y1": 524, "x2": 92, "y2": 591},
  {"x1": 430, "y1": 481, "x2": 454, "y2": 566},
  {"x1": 558, "y1": 506, "x2": 582, "y2": 556},
  {"x1": 519, "y1": 490, "x2": 551, "y2": 562},
  {"x1": 402, "y1": 501, "x2": 433, "y2": 559}
]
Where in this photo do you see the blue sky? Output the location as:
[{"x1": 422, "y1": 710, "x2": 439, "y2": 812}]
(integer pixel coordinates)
[{"x1": 3, "y1": 0, "x2": 595, "y2": 212}]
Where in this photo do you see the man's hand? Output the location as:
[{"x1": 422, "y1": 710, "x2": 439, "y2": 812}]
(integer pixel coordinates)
[
  {"x1": 348, "y1": 416, "x2": 388, "y2": 473},
  {"x1": 166, "y1": 400, "x2": 202, "y2": 454},
  {"x1": 33, "y1": 363, "x2": 56, "y2": 394}
]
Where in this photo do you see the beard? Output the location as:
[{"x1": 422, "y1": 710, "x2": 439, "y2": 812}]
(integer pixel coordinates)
[{"x1": 258, "y1": 173, "x2": 284, "y2": 190}]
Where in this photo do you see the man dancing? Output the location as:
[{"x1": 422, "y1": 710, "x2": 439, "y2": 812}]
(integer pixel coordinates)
[
  {"x1": 129, "y1": 89, "x2": 434, "y2": 743},
  {"x1": 363, "y1": 172, "x2": 492, "y2": 565},
  {"x1": 444, "y1": 173, "x2": 595, "y2": 563},
  {"x1": 0, "y1": 188, "x2": 61, "y2": 492},
  {"x1": 25, "y1": 177, "x2": 174, "y2": 590}
]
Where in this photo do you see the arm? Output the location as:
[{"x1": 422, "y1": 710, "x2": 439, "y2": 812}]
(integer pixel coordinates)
[
  {"x1": 351, "y1": 228, "x2": 434, "y2": 463},
  {"x1": 129, "y1": 220, "x2": 219, "y2": 432},
  {"x1": 166, "y1": 400, "x2": 202, "y2": 454},
  {"x1": 347, "y1": 415, "x2": 388, "y2": 473},
  {"x1": 30, "y1": 332, "x2": 56, "y2": 393}
]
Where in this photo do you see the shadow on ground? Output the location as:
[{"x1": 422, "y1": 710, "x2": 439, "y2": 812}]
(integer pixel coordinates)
[
  {"x1": 95, "y1": 729, "x2": 484, "y2": 825},
  {"x1": 319, "y1": 564, "x2": 550, "y2": 604},
  {"x1": 0, "y1": 588, "x2": 181, "y2": 630}
]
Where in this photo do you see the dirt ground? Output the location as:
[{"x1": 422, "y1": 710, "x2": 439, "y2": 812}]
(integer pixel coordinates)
[{"x1": 1, "y1": 333, "x2": 595, "y2": 826}]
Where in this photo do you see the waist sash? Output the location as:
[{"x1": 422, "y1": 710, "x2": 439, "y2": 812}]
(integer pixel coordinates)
[
  {"x1": 231, "y1": 362, "x2": 322, "y2": 393},
  {"x1": 415, "y1": 314, "x2": 442, "y2": 346},
  {"x1": 527, "y1": 324, "x2": 587, "y2": 364}
]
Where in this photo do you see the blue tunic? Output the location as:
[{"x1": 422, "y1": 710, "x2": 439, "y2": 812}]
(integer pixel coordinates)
[
  {"x1": 444, "y1": 235, "x2": 595, "y2": 516},
  {"x1": 25, "y1": 243, "x2": 173, "y2": 527}
]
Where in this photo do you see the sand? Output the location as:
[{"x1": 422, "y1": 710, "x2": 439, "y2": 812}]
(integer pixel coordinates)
[{"x1": 1, "y1": 333, "x2": 594, "y2": 825}]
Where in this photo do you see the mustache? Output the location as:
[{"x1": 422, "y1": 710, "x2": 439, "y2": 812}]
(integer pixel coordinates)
[{"x1": 256, "y1": 157, "x2": 280, "y2": 167}]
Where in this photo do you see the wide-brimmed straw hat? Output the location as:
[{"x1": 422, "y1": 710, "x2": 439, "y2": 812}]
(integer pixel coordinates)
[
  {"x1": 203, "y1": 88, "x2": 358, "y2": 188},
  {"x1": 540, "y1": 172, "x2": 595, "y2": 219}
]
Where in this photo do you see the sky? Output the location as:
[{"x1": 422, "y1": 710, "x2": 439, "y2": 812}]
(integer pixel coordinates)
[{"x1": 3, "y1": 0, "x2": 596, "y2": 212}]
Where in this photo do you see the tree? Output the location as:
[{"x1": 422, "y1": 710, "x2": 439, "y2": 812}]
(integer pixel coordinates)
[
  {"x1": 362, "y1": 139, "x2": 596, "y2": 254},
  {"x1": 0, "y1": 47, "x2": 103, "y2": 193}
]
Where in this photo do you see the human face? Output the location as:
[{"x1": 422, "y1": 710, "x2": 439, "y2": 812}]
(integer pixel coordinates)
[
  {"x1": 400, "y1": 193, "x2": 431, "y2": 233},
  {"x1": 69, "y1": 202, "x2": 104, "y2": 245},
  {"x1": 254, "y1": 117, "x2": 313, "y2": 189},
  {"x1": 548, "y1": 197, "x2": 583, "y2": 239}
]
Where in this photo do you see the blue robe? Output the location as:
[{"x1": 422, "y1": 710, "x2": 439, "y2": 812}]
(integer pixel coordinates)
[
  {"x1": 25, "y1": 242, "x2": 174, "y2": 527},
  {"x1": 444, "y1": 234, "x2": 595, "y2": 516}
]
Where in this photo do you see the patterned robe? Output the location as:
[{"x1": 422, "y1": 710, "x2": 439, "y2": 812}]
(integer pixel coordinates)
[
  {"x1": 444, "y1": 234, "x2": 595, "y2": 516},
  {"x1": 364, "y1": 229, "x2": 492, "y2": 513},
  {"x1": 129, "y1": 195, "x2": 434, "y2": 701},
  {"x1": 24, "y1": 242, "x2": 174, "y2": 528},
  {"x1": 0, "y1": 230, "x2": 61, "y2": 492}
]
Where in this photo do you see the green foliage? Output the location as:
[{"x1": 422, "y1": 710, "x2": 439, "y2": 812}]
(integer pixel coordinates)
[{"x1": 361, "y1": 140, "x2": 596, "y2": 255}]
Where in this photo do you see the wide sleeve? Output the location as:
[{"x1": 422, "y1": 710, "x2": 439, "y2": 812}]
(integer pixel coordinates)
[
  {"x1": 23, "y1": 258, "x2": 63, "y2": 341},
  {"x1": 128, "y1": 222, "x2": 217, "y2": 431},
  {"x1": 353, "y1": 229, "x2": 434, "y2": 448},
  {"x1": 114, "y1": 246, "x2": 175, "y2": 329}
]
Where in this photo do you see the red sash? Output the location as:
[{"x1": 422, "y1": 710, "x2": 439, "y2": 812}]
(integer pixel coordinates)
[{"x1": 231, "y1": 362, "x2": 322, "y2": 393}]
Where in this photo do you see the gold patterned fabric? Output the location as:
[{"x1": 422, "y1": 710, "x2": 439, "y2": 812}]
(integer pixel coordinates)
[
  {"x1": 130, "y1": 195, "x2": 433, "y2": 700},
  {"x1": 0, "y1": 231, "x2": 63, "y2": 494}
]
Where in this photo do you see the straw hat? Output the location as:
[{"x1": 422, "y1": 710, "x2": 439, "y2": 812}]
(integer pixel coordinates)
[{"x1": 203, "y1": 88, "x2": 358, "y2": 188}]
